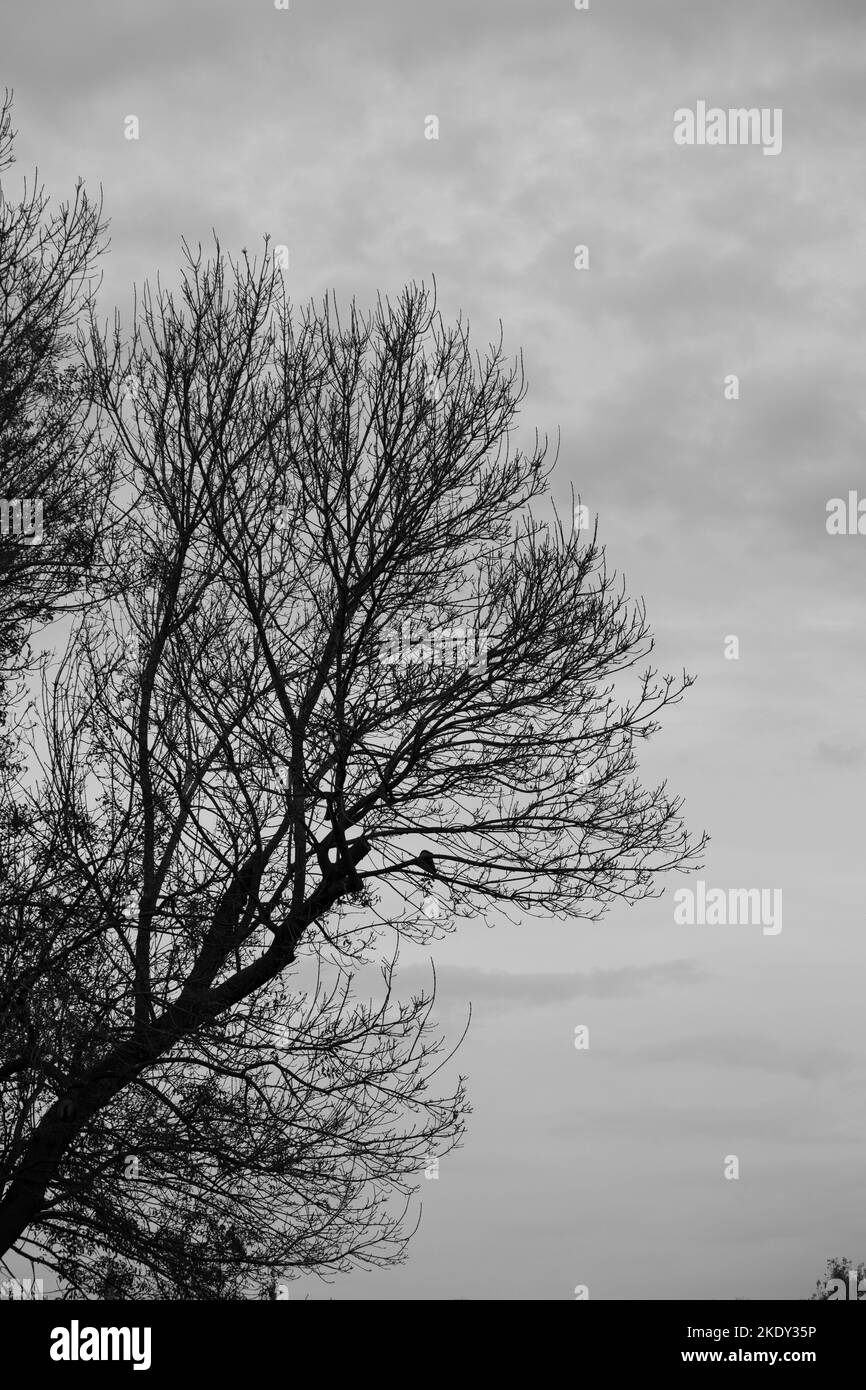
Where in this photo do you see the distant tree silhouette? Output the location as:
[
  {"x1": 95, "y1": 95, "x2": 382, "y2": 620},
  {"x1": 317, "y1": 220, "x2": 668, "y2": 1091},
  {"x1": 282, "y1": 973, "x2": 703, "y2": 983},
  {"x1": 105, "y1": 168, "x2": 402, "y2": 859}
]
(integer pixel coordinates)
[{"x1": 809, "y1": 1256, "x2": 866, "y2": 1300}]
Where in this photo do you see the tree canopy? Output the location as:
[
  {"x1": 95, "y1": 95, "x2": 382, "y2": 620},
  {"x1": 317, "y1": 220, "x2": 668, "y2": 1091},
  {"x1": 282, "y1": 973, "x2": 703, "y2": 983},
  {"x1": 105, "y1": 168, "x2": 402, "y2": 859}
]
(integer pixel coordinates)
[{"x1": 0, "y1": 156, "x2": 704, "y2": 1295}]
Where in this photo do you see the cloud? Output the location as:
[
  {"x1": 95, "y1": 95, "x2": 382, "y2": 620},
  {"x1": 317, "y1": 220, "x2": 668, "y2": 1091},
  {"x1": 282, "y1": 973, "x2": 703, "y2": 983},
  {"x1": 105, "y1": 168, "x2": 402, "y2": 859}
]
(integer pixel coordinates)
[
  {"x1": 637, "y1": 1034, "x2": 854, "y2": 1082},
  {"x1": 551, "y1": 1097, "x2": 851, "y2": 1144},
  {"x1": 396, "y1": 958, "x2": 706, "y2": 1013},
  {"x1": 815, "y1": 738, "x2": 864, "y2": 768}
]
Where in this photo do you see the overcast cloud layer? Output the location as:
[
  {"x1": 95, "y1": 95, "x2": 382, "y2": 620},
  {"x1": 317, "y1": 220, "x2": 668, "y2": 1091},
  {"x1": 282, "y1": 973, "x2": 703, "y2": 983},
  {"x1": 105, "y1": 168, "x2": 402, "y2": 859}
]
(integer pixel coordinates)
[{"x1": 3, "y1": 0, "x2": 864, "y2": 1299}]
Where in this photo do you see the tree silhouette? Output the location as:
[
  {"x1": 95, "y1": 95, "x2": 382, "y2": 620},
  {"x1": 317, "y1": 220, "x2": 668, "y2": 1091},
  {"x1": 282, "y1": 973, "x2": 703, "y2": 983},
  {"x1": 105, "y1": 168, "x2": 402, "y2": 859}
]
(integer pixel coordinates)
[
  {"x1": 0, "y1": 237, "x2": 705, "y2": 1296},
  {"x1": 0, "y1": 91, "x2": 112, "y2": 732},
  {"x1": 809, "y1": 1256, "x2": 866, "y2": 1300}
]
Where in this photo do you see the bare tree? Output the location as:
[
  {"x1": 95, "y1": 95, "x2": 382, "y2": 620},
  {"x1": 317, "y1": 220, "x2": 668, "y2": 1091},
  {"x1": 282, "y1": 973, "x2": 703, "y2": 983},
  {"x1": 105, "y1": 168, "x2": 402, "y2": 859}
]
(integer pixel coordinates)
[{"x1": 0, "y1": 240, "x2": 705, "y2": 1296}]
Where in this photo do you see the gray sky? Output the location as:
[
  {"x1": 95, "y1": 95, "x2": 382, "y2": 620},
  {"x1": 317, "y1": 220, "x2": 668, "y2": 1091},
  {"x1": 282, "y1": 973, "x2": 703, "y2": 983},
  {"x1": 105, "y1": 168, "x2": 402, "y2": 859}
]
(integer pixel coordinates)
[{"x1": 4, "y1": 0, "x2": 866, "y2": 1298}]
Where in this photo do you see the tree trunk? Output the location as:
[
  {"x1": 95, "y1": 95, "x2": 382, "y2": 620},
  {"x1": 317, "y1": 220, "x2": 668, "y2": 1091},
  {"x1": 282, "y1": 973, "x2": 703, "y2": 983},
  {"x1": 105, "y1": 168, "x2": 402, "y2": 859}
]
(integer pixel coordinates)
[{"x1": 0, "y1": 1103, "x2": 87, "y2": 1254}]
